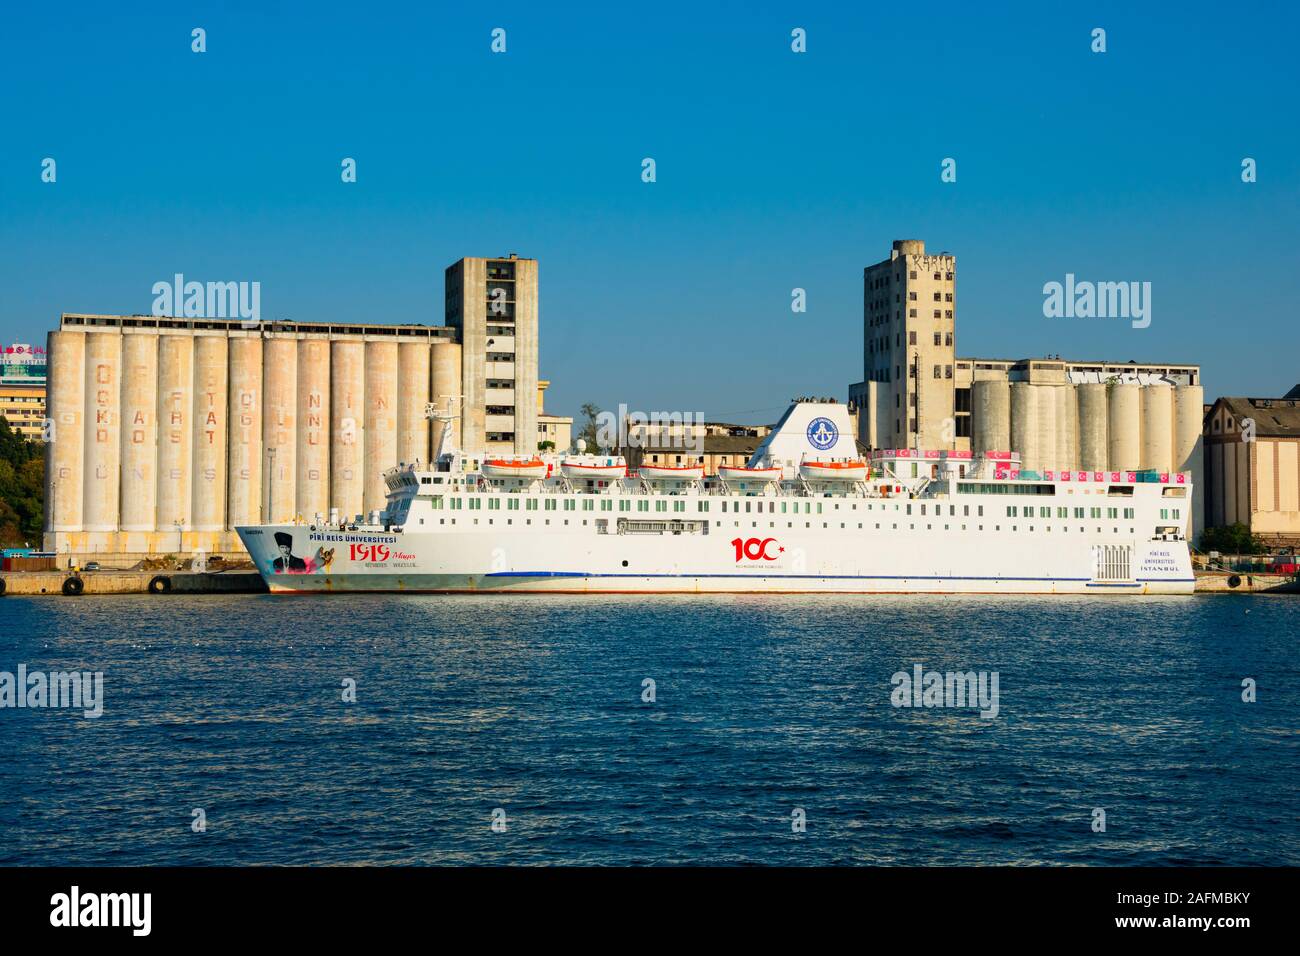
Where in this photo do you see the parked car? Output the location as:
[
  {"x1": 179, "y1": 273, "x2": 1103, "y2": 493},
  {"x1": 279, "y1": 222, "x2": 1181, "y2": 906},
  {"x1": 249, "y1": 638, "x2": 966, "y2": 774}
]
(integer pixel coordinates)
[{"x1": 84, "y1": 562, "x2": 100, "y2": 571}]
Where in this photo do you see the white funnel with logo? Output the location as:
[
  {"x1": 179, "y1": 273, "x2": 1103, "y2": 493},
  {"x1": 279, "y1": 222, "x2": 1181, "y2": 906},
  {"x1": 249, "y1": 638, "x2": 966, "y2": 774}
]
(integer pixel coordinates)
[{"x1": 748, "y1": 401, "x2": 858, "y2": 477}]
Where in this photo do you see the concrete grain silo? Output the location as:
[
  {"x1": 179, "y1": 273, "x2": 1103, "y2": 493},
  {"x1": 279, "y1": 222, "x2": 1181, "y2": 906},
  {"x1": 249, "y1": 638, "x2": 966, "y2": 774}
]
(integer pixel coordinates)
[
  {"x1": 156, "y1": 334, "x2": 194, "y2": 535},
  {"x1": 1033, "y1": 385, "x2": 1056, "y2": 473},
  {"x1": 1173, "y1": 384, "x2": 1205, "y2": 535},
  {"x1": 971, "y1": 379, "x2": 1011, "y2": 454},
  {"x1": 83, "y1": 331, "x2": 122, "y2": 533},
  {"x1": 1076, "y1": 383, "x2": 1109, "y2": 471},
  {"x1": 364, "y1": 340, "x2": 399, "y2": 514},
  {"x1": 330, "y1": 340, "x2": 366, "y2": 521},
  {"x1": 191, "y1": 334, "x2": 229, "y2": 532},
  {"x1": 296, "y1": 339, "x2": 331, "y2": 522},
  {"x1": 119, "y1": 333, "x2": 159, "y2": 535},
  {"x1": 430, "y1": 341, "x2": 463, "y2": 451},
  {"x1": 262, "y1": 336, "x2": 297, "y2": 524},
  {"x1": 1054, "y1": 385, "x2": 1077, "y2": 472},
  {"x1": 1107, "y1": 383, "x2": 1141, "y2": 472},
  {"x1": 1140, "y1": 384, "x2": 1173, "y2": 473},
  {"x1": 44, "y1": 330, "x2": 86, "y2": 533},
  {"x1": 1010, "y1": 382, "x2": 1037, "y2": 471},
  {"x1": 396, "y1": 341, "x2": 431, "y2": 466},
  {"x1": 227, "y1": 335, "x2": 263, "y2": 529}
]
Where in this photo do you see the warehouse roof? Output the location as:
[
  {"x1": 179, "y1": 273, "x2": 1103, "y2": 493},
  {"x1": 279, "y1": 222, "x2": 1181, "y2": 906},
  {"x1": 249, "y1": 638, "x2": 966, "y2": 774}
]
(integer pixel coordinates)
[{"x1": 1213, "y1": 397, "x2": 1300, "y2": 438}]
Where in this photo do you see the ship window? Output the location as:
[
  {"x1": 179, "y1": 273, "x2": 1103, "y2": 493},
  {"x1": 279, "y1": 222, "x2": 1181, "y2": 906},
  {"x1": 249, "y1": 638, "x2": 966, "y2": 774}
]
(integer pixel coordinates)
[
  {"x1": 619, "y1": 501, "x2": 630, "y2": 511},
  {"x1": 431, "y1": 496, "x2": 443, "y2": 509},
  {"x1": 583, "y1": 499, "x2": 594, "y2": 511},
  {"x1": 545, "y1": 499, "x2": 556, "y2": 510},
  {"x1": 508, "y1": 499, "x2": 519, "y2": 510}
]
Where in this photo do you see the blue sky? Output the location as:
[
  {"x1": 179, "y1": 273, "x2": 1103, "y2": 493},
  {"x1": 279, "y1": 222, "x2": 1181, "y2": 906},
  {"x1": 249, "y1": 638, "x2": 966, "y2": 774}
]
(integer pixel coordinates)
[{"x1": 2, "y1": 1, "x2": 1297, "y2": 423}]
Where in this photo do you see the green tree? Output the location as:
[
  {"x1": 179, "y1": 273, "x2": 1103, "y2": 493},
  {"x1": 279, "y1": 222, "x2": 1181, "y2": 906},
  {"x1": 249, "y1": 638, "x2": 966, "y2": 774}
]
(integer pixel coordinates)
[
  {"x1": 1199, "y1": 523, "x2": 1263, "y2": 555},
  {"x1": 0, "y1": 418, "x2": 44, "y2": 546},
  {"x1": 578, "y1": 402, "x2": 605, "y2": 451}
]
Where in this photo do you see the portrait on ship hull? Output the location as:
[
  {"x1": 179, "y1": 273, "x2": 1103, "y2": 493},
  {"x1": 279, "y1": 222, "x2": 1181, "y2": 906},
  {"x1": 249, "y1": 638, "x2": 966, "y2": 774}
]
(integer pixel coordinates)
[{"x1": 271, "y1": 531, "x2": 308, "y2": 573}]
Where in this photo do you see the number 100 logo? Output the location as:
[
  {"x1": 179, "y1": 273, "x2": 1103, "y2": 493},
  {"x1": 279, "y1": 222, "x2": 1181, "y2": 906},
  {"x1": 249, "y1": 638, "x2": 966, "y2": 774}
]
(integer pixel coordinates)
[{"x1": 731, "y1": 537, "x2": 779, "y2": 561}]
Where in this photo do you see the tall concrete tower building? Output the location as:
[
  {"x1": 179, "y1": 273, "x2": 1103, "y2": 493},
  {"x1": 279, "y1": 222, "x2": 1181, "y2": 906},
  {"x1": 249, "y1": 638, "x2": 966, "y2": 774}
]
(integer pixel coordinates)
[
  {"x1": 859, "y1": 239, "x2": 957, "y2": 450},
  {"x1": 444, "y1": 254, "x2": 539, "y2": 455}
]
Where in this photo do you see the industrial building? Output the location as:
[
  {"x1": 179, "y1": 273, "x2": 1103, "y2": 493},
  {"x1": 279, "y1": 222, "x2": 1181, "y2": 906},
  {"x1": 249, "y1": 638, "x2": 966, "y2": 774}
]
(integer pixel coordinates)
[
  {"x1": 0, "y1": 343, "x2": 48, "y2": 441},
  {"x1": 42, "y1": 255, "x2": 544, "y2": 561},
  {"x1": 1203, "y1": 393, "x2": 1300, "y2": 545},
  {"x1": 850, "y1": 239, "x2": 1204, "y2": 534}
]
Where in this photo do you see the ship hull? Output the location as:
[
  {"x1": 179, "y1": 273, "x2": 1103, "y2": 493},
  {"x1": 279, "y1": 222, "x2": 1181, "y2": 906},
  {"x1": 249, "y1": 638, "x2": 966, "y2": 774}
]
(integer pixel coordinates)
[{"x1": 237, "y1": 525, "x2": 1195, "y2": 595}]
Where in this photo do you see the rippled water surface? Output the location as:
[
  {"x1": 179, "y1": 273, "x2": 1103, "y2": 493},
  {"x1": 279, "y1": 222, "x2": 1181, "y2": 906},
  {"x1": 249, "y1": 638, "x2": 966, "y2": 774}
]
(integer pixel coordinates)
[{"x1": 0, "y1": 593, "x2": 1295, "y2": 865}]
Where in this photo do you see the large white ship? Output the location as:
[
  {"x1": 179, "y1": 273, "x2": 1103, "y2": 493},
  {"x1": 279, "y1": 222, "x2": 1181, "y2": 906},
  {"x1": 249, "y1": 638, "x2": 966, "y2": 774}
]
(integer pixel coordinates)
[{"x1": 236, "y1": 400, "x2": 1195, "y2": 595}]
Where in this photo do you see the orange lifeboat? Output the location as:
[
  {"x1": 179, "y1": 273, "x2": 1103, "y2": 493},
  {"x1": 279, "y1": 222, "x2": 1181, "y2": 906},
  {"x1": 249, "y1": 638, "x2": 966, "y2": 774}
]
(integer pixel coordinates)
[
  {"x1": 481, "y1": 458, "x2": 548, "y2": 479},
  {"x1": 718, "y1": 465, "x2": 783, "y2": 482},
  {"x1": 800, "y1": 460, "x2": 868, "y2": 482},
  {"x1": 638, "y1": 463, "x2": 705, "y2": 480},
  {"x1": 561, "y1": 460, "x2": 627, "y2": 480}
]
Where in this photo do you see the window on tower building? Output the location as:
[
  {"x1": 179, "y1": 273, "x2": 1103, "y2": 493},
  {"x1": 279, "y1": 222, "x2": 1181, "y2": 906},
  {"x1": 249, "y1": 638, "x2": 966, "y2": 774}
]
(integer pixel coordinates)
[
  {"x1": 908, "y1": 331, "x2": 916, "y2": 345},
  {"x1": 933, "y1": 333, "x2": 941, "y2": 346},
  {"x1": 909, "y1": 309, "x2": 917, "y2": 317},
  {"x1": 909, "y1": 291, "x2": 917, "y2": 301},
  {"x1": 945, "y1": 365, "x2": 953, "y2": 379},
  {"x1": 933, "y1": 365, "x2": 941, "y2": 378},
  {"x1": 909, "y1": 270, "x2": 917, "y2": 279},
  {"x1": 933, "y1": 310, "x2": 941, "y2": 318},
  {"x1": 945, "y1": 332, "x2": 952, "y2": 346}
]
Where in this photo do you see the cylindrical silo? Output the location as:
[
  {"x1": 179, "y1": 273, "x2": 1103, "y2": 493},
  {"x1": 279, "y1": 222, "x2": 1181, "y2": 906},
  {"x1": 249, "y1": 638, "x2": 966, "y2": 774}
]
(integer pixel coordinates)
[
  {"x1": 364, "y1": 340, "x2": 399, "y2": 514},
  {"x1": 1054, "y1": 385, "x2": 1077, "y2": 473},
  {"x1": 1076, "y1": 383, "x2": 1109, "y2": 471},
  {"x1": 397, "y1": 341, "x2": 431, "y2": 467},
  {"x1": 262, "y1": 336, "x2": 297, "y2": 524},
  {"x1": 119, "y1": 334, "x2": 158, "y2": 532},
  {"x1": 1140, "y1": 384, "x2": 1173, "y2": 473},
  {"x1": 296, "y1": 339, "x2": 331, "y2": 522},
  {"x1": 156, "y1": 334, "x2": 194, "y2": 537},
  {"x1": 44, "y1": 330, "x2": 86, "y2": 532},
  {"x1": 191, "y1": 335, "x2": 229, "y2": 532},
  {"x1": 1173, "y1": 384, "x2": 1205, "y2": 534},
  {"x1": 1033, "y1": 386, "x2": 1056, "y2": 474},
  {"x1": 1107, "y1": 383, "x2": 1141, "y2": 472},
  {"x1": 429, "y1": 341, "x2": 463, "y2": 452},
  {"x1": 227, "y1": 335, "x2": 263, "y2": 529},
  {"x1": 82, "y1": 331, "x2": 122, "y2": 532},
  {"x1": 971, "y1": 379, "x2": 1011, "y2": 454},
  {"x1": 330, "y1": 341, "x2": 366, "y2": 520},
  {"x1": 1010, "y1": 382, "x2": 1037, "y2": 472}
]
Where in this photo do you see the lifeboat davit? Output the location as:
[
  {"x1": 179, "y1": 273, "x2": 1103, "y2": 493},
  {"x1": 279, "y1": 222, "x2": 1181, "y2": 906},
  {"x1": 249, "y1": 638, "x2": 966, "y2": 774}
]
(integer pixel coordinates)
[
  {"x1": 638, "y1": 463, "x2": 704, "y2": 480},
  {"x1": 561, "y1": 460, "x2": 627, "y2": 480},
  {"x1": 718, "y1": 465, "x2": 783, "y2": 482},
  {"x1": 482, "y1": 458, "x2": 548, "y2": 479},
  {"x1": 800, "y1": 460, "x2": 868, "y2": 482}
]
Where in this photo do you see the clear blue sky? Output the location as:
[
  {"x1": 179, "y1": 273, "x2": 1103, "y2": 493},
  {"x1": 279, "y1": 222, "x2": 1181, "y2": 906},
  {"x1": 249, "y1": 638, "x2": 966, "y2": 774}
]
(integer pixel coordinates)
[{"x1": 2, "y1": 1, "x2": 1296, "y2": 423}]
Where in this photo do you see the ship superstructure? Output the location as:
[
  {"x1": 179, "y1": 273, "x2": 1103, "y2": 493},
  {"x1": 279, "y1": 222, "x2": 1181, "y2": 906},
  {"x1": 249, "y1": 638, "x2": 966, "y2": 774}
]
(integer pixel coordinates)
[{"x1": 237, "y1": 400, "x2": 1195, "y2": 594}]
